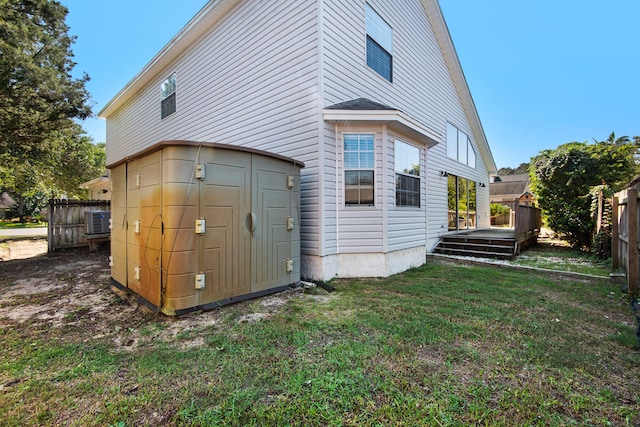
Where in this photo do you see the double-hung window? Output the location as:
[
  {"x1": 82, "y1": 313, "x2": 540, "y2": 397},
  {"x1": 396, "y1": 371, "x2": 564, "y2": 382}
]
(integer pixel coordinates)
[
  {"x1": 395, "y1": 140, "x2": 420, "y2": 207},
  {"x1": 344, "y1": 134, "x2": 375, "y2": 206},
  {"x1": 366, "y1": 4, "x2": 393, "y2": 82},
  {"x1": 160, "y1": 73, "x2": 177, "y2": 119}
]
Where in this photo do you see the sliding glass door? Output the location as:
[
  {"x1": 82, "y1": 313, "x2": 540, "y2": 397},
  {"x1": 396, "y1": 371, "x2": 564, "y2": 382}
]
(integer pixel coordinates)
[{"x1": 447, "y1": 175, "x2": 477, "y2": 231}]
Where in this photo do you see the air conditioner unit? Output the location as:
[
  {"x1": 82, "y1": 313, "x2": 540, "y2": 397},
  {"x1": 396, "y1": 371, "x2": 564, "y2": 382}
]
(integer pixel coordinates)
[{"x1": 85, "y1": 210, "x2": 111, "y2": 234}]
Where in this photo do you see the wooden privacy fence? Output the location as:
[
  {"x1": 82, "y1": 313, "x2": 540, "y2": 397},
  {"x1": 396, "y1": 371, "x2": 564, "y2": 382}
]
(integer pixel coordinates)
[
  {"x1": 48, "y1": 199, "x2": 110, "y2": 253},
  {"x1": 490, "y1": 213, "x2": 511, "y2": 227},
  {"x1": 612, "y1": 185, "x2": 639, "y2": 296}
]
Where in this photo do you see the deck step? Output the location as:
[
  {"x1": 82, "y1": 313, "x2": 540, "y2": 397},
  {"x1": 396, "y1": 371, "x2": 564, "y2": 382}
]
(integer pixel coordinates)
[
  {"x1": 434, "y1": 233, "x2": 518, "y2": 260},
  {"x1": 435, "y1": 248, "x2": 514, "y2": 260},
  {"x1": 437, "y1": 242, "x2": 514, "y2": 254}
]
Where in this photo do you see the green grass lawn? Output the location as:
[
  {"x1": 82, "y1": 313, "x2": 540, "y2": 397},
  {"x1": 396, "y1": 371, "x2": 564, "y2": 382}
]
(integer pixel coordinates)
[
  {"x1": 0, "y1": 221, "x2": 45, "y2": 229},
  {"x1": 512, "y1": 239, "x2": 612, "y2": 277},
  {"x1": 0, "y1": 258, "x2": 637, "y2": 426}
]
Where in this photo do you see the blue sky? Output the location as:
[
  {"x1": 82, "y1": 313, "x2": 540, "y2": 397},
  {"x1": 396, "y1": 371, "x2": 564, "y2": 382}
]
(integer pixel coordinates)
[{"x1": 62, "y1": 0, "x2": 639, "y2": 169}]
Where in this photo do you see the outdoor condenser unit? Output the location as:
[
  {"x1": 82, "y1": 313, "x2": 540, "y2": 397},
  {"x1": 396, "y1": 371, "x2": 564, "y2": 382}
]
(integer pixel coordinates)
[{"x1": 85, "y1": 210, "x2": 111, "y2": 234}]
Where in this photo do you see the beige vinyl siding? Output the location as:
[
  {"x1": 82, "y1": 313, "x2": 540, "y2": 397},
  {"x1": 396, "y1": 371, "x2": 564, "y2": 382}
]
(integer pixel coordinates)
[
  {"x1": 386, "y1": 132, "x2": 427, "y2": 252},
  {"x1": 335, "y1": 126, "x2": 384, "y2": 254},
  {"x1": 322, "y1": 0, "x2": 491, "y2": 252},
  {"x1": 104, "y1": 0, "x2": 324, "y2": 256},
  {"x1": 106, "y1": 0, "x2": 319, "y2": 163},
  {"x1": 322, "y1": 0, "x2": 447, "y2": 126},
  {"x1": 320, "y1": 122, "x2": 338, "y2": 256}
]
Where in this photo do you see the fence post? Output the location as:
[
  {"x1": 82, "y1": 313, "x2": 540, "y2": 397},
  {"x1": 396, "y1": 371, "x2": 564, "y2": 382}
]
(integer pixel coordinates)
[
  {"x1": 48, "y1": 199, "x2": 54, "y2": 253},
  {"x1": 628, "y1": 189, "x2": 638, "y2": 296},
  {"x1": 612, "y1": 196, "x2": 619, "y2": 271}
]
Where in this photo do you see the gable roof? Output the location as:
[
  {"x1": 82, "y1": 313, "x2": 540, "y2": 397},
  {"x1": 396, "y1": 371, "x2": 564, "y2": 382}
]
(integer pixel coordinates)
[
  {"x1": 0, "y1": 192, "x2": 16, "y2": 210},
  {"x1": 490, "y1": 181, "x2": 529, "y2": 197},
  {"x1": 495, "y1": 173, "x2": 529, "y2": 183},
  {"x1": 490, "y1": 174, "x2": 532, "y2": 198}
]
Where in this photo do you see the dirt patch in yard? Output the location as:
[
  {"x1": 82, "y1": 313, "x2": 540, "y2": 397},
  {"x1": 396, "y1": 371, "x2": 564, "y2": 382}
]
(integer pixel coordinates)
[
  {"x1": 0, "y1": 238, "x2": 48, "y2": 261},
  {"x1": 0, "y1": 242, "x2": 310, "y2": 352}
]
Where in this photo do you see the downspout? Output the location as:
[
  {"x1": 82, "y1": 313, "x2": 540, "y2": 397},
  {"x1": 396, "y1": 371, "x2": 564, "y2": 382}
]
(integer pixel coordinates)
[{"x1": 317, "y1": 0, "x2": 327, "y2": 261}]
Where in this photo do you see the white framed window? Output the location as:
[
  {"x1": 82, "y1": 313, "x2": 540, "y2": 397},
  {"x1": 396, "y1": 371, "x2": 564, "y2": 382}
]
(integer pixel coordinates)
[
  {"x1": 344, "y1": 134, "x2": 375, "y2": 206},
  {"x1": 446, "y1": 122, "x2": 476, "y2": 168},
  {"x1": 395, "y1": 140, "x2": 420, "y2": 207},
  {"x1": 365, "y1": 4, "x2": 393, "y2": 82},
  {"x1": 160, "y1": 73, "x2": 177, "y2": 119}
]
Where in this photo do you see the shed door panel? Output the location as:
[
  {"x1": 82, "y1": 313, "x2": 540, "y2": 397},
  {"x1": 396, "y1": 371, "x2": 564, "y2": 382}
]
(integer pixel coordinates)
[
  {"x1": 110, "y1": 164, "x2": 127, "y2": 287},
  {"x1": 251, "y1": 156, "x2": 292, "y2": 292},
  {"x1": 198, "y1": 151, "x2": 251, "y2": 303}
]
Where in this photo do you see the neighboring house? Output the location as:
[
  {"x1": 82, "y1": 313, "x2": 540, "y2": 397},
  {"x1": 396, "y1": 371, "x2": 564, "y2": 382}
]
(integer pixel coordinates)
[
  {"x1": 490, "y1": 174, "x2": 535, "y2": 209},
  {"x1": 79, "y1": 171, "x2": 111, "y2": 201},
  {"x1": 99, "y1": 0, "x2": 497, "y2": 281},
  {"x1": 0, "y1": 192, "x2": 17, "y2": 219}
]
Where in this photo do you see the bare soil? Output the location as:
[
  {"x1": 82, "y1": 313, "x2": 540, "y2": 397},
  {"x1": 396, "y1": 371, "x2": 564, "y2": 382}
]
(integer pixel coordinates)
[
  {"x1": 0, "y1": 237, "x2": 48, "y2": 261},
  {"x1": 0, "y1": 240, "x2": 315, "y2": 354}
]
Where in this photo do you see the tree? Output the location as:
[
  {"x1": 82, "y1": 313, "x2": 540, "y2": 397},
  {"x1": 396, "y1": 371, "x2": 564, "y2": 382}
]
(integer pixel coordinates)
[
  {"x1": 0, "y1": 124, "x2": 105, "y2": 220},
  {"x1": 0, "y1": 0, "x2": 92, "y2": 158},
  {"x1": 530, "y1": 136, "x2": 639, "y2": 250},
  {"x1": 0, "y1": 0, "x2": 99, "y2": 219},
  {"x1": 497, "y1": 162, "x2": 530, "y2": 176}
]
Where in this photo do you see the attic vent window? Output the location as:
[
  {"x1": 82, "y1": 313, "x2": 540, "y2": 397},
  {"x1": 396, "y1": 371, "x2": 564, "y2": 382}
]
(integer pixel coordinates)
[
  {"x1": 160, "y1": 73, "x2": 177, "y2": 119},
  {"x1": 365, "y1": 4, "x2": 393, "y2": 82}
]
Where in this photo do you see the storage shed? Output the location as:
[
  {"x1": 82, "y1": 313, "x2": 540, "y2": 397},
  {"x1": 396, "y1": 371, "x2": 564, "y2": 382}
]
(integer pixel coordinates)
[{"x1": 108, "y1": 141, "x2": 303, "y2": 315}]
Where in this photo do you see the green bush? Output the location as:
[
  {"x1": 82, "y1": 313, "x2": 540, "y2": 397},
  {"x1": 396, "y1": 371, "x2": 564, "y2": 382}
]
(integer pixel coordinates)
[{"x1": 490, "y1": 203, "x2": 510, "y2": 216}]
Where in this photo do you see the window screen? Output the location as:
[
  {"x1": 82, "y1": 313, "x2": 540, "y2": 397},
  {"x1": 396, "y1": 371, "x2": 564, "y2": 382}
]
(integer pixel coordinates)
[
  {"x1": 344, "y1": 134, "x2": 375, "y2": 206},
  {"x1": 395, "y1": 140, "x2": 420, "y2": 207},
  {"x1": 160, "y1": 73, "x2": 177, "y2": 119},
  {"x1": 365, "y1": 4, "x2": 393, "y2": 82}
]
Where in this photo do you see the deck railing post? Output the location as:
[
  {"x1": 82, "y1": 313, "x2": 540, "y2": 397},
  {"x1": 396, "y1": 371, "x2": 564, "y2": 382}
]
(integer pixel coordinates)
[{"x1": 514, "y1": 198, "x2": 521, "y2": 239}]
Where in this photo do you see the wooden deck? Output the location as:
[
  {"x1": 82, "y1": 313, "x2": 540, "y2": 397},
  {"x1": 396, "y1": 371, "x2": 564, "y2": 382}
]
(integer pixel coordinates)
[
  {"x1": 436, "y1": 203, "x2": 542, "y2": 260},
  {"x1": 452, "y1": 228, "x2": 516, "y2": 239},
  {"x1": 434, "y1": 227, "x2": 538, "y2": 260}
]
